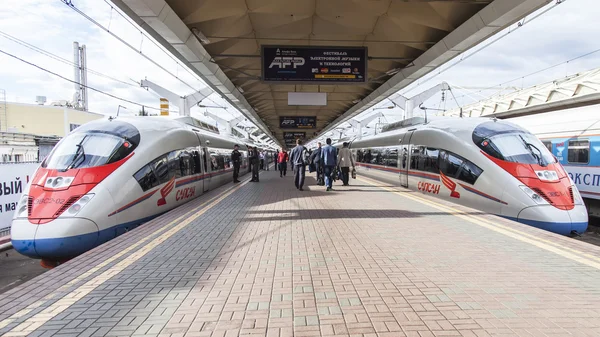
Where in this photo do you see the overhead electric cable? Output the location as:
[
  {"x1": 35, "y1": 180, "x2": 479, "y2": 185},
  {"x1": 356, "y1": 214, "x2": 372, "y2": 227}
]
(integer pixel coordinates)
[
  {"x1": 0, "y1": 29, "x2": 140, "y2": 88},
  {"x1": 60, "y1": 0, "x2": 226, "y2": 109},
  {"x1": 0, "y1": 48, "x2": 162, "y2": 111},
  {"x1": 403, "y1": 0, "x2": 567, "y2": 95}
]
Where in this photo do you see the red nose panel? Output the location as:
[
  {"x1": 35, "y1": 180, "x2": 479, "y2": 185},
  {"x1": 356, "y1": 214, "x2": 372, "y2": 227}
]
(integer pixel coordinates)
[
  {"x1": 481, "y1": 151, "x2": 574, "y2": 210},
  {"x1": 28, "y1": 154, "x2": 133, "y2": 222}
]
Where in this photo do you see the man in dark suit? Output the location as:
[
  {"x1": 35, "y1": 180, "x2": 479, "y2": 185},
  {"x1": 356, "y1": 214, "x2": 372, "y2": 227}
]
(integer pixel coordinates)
[{"x1": 310, "y1": 142, "x2": 323, "y2": 186}]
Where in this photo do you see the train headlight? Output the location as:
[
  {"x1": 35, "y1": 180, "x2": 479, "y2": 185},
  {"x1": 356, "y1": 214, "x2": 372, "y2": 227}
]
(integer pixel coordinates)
[
  {"x1": 60, "y1": 193, "x2": 95, "y2": 217},
  {"x1": 14, "y1": 194, "x2": 29, "y2": 219},
  {"x1": 534, "y1": 170, "x2": 558, "y2": 182},
  {"x1": 519, "y1": 185, "x2": 549, "y2": 205},
  {"x1": 44, "y1": 176, "x2": 75, "y2": 189}
]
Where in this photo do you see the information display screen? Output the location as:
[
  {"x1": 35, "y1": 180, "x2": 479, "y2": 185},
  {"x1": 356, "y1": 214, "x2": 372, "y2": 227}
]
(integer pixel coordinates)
[{"x1": 280, "y1": 116, "x2": 316, "y2": 129}]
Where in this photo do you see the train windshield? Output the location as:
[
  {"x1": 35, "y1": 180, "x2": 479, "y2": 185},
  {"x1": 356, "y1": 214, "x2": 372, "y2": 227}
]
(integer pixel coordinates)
[
  {"x1": 473, "y1": 121, "x2": 555, "y2": 166},
  {"x1": 43, "y1": 132, "x2": 132, "y2": 171}
]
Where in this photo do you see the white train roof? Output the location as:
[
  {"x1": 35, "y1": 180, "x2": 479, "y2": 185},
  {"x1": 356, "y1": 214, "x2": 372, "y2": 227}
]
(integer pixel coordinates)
[{"x1": 351, "y1": 116, "x2": 528, "y2": 145}]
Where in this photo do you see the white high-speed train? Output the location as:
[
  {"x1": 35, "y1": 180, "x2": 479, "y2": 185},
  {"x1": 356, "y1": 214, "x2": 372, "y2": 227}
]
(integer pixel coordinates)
[
  {"x1": 344, "y1": 116, "x2": 588, "y2": 235},
  {"x1": 11, "y1": 116, "x2": 271, "y2": 263}
]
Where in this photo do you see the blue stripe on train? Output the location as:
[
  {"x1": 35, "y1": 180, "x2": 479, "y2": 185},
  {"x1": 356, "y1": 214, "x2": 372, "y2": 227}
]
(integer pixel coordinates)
[
  {"x1": 12, "y1": 213, "x2": 165, "y2": 260},
  {"x1": 500, "y1": 216, "x2": 588, "y2": 236}
]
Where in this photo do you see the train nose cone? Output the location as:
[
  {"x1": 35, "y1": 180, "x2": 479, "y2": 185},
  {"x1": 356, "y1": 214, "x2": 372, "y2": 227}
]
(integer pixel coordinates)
[
  {"x1": 517, "y1": 205, "x2": 586, "y2": 236},
  {"x1": 33, "y1": 218, "x2": 100, "y2": 260},
  {"x1": 11, "y1": 219, "x2": 41, "y2": 258},
  {"x1": 568, "y1": 204, "x2": 588, "y2": 234},
  {"x1": 11, "y1": 218, "x2": 100, "y2": 260}
]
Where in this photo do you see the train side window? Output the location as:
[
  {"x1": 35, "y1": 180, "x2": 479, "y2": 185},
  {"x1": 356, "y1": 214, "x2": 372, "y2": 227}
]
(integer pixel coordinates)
[
  {"x1": 178, "y1": 150, "x2": 194, "y2": 177},
  {"x1": 134, "y1": 164, "x2": 159, "y2": 191},
  {"x1": 385, "y1": 149, "x2": 398, "y2": 167},
  {"x1": 567, "y1": 140, "x2": 589, "y2": 164},
  {"x1": 217, "y1": 156, "x2": 226, "y2": 170},
  {"x1": 424, "y1": 148, "x2": 439, "y2": 173},
  {"x1": 457, "y1": 161, "x2": 483, "y2": 185},
  {"x1": 542, "y1": 140, "x2": 552, "y2": 152},
  {"x1": 439, "y1": 150, "x2": 463, "y2": 178},
  {"x1": 167, "y1": 150, "x2": 183, "y2": 179},
  {"x1": 153, "y1": 155, "x2": 171, "y2": 184},
  {"x1": 223, "y1": 155, "x2": 232, "y2": 169}
]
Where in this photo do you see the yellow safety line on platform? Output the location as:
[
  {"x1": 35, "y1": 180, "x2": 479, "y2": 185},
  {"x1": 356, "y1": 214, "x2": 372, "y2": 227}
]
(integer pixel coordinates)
[
  {"x1": 358, "y1": 176, "x2": 600, "y2": 270},
  {"x1": 0, "y1": 180, "x2": 248, "y2": 336}
]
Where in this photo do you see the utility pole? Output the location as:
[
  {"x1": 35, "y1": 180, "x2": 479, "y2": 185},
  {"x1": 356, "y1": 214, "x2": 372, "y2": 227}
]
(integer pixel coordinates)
[{"x1": 72, "y1": 42, "x2": 88, "y2": 111}]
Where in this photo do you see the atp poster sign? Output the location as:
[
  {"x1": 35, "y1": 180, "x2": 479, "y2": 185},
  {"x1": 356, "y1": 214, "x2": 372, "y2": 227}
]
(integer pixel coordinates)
[{"x1": 262, "y1": 46, "x2": 367, "y2": 84}]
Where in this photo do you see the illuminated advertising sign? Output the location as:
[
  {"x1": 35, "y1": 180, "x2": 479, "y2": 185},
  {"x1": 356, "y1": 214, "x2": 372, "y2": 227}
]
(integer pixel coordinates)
[{"x1": 262, "y1": 46, "x2": 367, "y2": 84}]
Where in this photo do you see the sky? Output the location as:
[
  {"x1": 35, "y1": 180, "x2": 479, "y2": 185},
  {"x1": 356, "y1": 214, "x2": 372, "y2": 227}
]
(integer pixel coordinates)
[{"x1": 1, "y1": 0, "x2": 599, "y2": 135}]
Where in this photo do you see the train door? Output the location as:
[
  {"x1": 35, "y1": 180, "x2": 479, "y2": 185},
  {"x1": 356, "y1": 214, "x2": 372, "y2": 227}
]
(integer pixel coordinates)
[
  {"x1": 194, "y1": 132, "x2": 211, "y2": 193},
  {"x1": 202, "y1": 147, "x2": 211, "y2": 192},
  {"x1": 399, "y1": 131, "x2": 414, "y2": 188}
]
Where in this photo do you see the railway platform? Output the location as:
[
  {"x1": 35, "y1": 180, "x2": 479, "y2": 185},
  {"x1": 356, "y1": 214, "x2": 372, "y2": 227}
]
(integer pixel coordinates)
[{"x1": 1, "y1": 170, "x2": 600, "y2": 337}]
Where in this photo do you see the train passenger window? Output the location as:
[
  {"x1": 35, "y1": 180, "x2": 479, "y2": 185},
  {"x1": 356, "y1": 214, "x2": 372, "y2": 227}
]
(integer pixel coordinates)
[
  {"x1": 457, "y1": 161, "x2": 483, "y2": 185},
  {"x1": 153, "y1": 155, "x2": 171, "y2": 184},
  {"x1": 568, "y1": 140, "x2": 589, "y2": 164},
  {"x1": 134, "y1": 165, "x2": 159, "y2": 191},
  {"x1": 223, "y1": 155, "x2": 232, "y2": 169},
  {"x1": 424, "y1": 148, "x2": 439, "y2": 173},
  {"x1": 385, "y1": 149, "x2": 398, "y2": 167},
  {"x1": 439, "y1": 151, "x2": 463, "y2": 178},
  {"x1": 362, "y1": 150, "x2": 373, "y2": 164},
  {"x1": 167, "y1": 150, "x2": 183, "y2": 179}
]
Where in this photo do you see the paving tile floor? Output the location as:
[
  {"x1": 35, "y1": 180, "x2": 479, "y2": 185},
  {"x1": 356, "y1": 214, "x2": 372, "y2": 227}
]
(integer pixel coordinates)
[{"x1": 1, "y1": 169, "x2": 600, "y2": 337}]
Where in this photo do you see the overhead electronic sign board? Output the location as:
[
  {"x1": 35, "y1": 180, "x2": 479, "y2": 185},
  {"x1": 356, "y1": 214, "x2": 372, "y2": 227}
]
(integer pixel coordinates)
[
  {"x1": 262, "y1": 46, "x2": 367, "y2": 84},
  {"x1": 283, "y1": 132, "x2": 306, "y2": 147},
  {"x1": 280, "y1": 116, "x2": 316, "y2": 129},
  {"x1": 283, "y1": 132, "x2": 306, "y2": 140}
]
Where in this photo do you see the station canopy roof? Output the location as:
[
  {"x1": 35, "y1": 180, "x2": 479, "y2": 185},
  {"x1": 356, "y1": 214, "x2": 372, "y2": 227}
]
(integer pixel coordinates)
[{"x1": 114, "y1": 0, "x2": 550, "y2": 146}]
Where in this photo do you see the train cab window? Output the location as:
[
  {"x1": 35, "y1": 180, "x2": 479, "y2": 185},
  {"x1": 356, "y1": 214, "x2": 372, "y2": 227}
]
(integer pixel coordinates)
[
  {"x1": 153, "y1": 155, "x2": 171, "y2": 184},
  {"x1": 568, "y1": 140, "x2": 589, "y2": 164},
  {"x1": 134, "y1": 165, "x2": 159, "y2": 191},
  {"x1": 473, "y1": 121, "x2": 555, "y2": 166}
]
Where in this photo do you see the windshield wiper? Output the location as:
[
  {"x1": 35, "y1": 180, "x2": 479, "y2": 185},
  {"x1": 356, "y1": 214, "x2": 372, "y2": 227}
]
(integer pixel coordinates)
[
  {"x1": 65, "y1": 136, "x2": 87, "y2": 171},
  {"x1": 519, "y1": 135, "x2": 545, "y2": 167}
]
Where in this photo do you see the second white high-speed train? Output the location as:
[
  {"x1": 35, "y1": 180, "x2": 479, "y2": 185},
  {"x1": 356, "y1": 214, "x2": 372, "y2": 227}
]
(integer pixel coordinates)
[
  {"x1": 11, "y1": 116, "x2": 273, "y2": 263},
  {"x1": 345, "y1": 116, "x2": 588, "y2": 235}
]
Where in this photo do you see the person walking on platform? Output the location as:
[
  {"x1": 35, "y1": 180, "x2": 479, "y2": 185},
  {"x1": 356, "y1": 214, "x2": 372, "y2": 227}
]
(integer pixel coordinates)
[
  {"x1": 231, "y1": 144, "x2": 242, "y2": 183},
  {"x1": 320, "y1": 138, "x2": 337, "y2": 191},
  {"x1": 278, "y1": 149, "x2": 289, "y2": 177},
  {"x1": 249, "y1": 146, "x2": 260, "y2": 182},
  {"x1": 338, "y1": 142, "x2": 355, "y2": 186},
  {"x1": 289, "y1": 139, "x2": 308, "y2": 191},
  {"x1": 310, "y1": 142, "x2": 324, "y2": 186}
]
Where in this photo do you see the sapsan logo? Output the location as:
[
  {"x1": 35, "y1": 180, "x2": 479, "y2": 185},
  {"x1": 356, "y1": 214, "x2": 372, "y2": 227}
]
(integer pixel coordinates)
[{"x1": 157, "y1": 176, "x2": 176, "y2": 206}]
